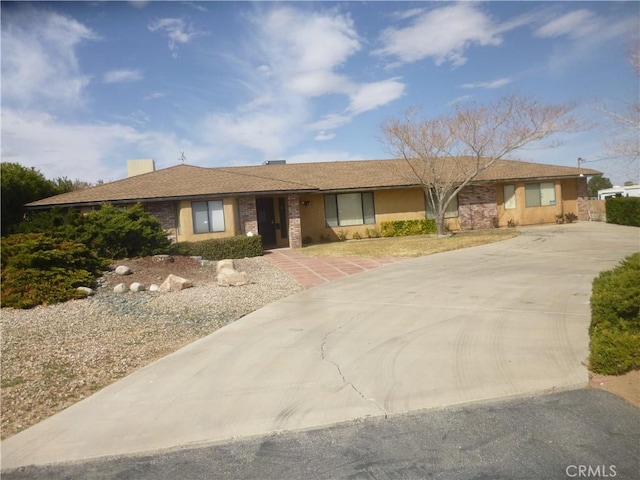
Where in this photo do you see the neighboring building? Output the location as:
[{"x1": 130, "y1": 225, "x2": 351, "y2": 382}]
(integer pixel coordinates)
[
  {"x1": 597, "y1": 184, "x2": 640, "y2": 200},
  {"x1": 26, "y1": 158, "x2": 599, "y2": 248}
]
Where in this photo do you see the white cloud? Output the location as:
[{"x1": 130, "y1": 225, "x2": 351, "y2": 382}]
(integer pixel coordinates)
[
  {"x1": 104, "y1": 69, "x2": 143, "y2": 84},
  {"x1": 448, "y1": 95, "x2": 474, "y2": 106},
  {"x1": 200, "y1": 6, "x2": 404, "y2": 158},
  {"x1": 1, "y1": 8, "x2": 97, "y2": 109},
  {"x1": 148, "y1": 18, "x2": 206, "y2": 58},
  {"x1": 314, "y1": 131, "x2": 336, "y2": 141},
  {"x1": 306, "y1": 113, "x2": 353, "y2": 132},
  {"x1": 348, "y1": 78, "x2": 405, "y2": 114},
  {"x1": 534, "y1": 10, "x2": 598, "y2": 39},
  {"x1": 1, "y1": 108, "x2": 145, "y2": 182},
  {"x1": 461, "y1": 77, "x2": 513, "y2": 89},
  {"x1": 286, "y1": 149, "x2": 364, "y2": 164},
  {"x1": 375, "y1": 3, "x2": 502, "y2": 66}
]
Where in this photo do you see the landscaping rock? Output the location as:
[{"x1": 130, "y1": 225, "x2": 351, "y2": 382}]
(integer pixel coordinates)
[
  {"x1": 152, "y1": 255, "x2": 173, "y2": 263},
  {"x1": 130, "y1": 282, "x2": 145, "y2": 293},
  {"x1": 113, "y1": 283, "x2": 129, "y2": 294},
  {"x1": 77, "y1": 287, "x2": 95, "y2": 296},
  {"x1": 115, "y1": 266, "x2": 132, "y2": 275},
  {"x1": 216, "y1": 259, "x2": 235, "y2": 274},
  {"x1": 217, "y1": 269, "x2": 249, "y2": 287},
  {"x1": 149, "y1": 284, "x2": 159, "y2": 292},
  {"x1": 158, "y1": 274, "x2": 193, "y2": 293}
]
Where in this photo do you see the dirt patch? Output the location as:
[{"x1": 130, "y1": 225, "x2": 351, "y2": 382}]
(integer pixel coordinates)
[
  {"x1": 589, "y1": 370, "x2": 640, "y2": 408},
  {"x1": 103, "y1": 255, "x2": 218, "y2": 290}
]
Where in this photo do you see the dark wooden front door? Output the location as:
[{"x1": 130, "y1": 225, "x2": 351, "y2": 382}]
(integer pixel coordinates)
[{"x1": 256, "y1": 197, "x2": 277, "y2": 247}]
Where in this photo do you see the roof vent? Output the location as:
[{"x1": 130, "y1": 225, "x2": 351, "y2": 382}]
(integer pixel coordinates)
[
  {"x1": 127, "y1": 159, "x2": 156, "y2": 177},
  {"x1": 263, "y1": 160, "x2": 286, "y2": 165}
]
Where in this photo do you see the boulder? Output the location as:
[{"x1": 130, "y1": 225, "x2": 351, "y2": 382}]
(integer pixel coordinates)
[
  {"x1": 130, "y1": 282, "x2": 145, "y2": 293},
  {"x1": 149, "y1": 284, "x2": 159, "y2": 292},
  {"x1": 77, "y1": 286, "x2": 95, "y2": 296},
  {"x1": 115, "y1": 265, "x2": 132, "y2": 275},
  {"x1": 216, "y1": 259, "x2": 235, "y2": 274},
  {"x1": 113, "y1": 283, "x2": 129, "y2": 294},
  {"x1": 217, "y1": 269, "x2": 249, "y2": 287},
  {"x1": 158, "y1": 274, "x2": 193, "y2": 293}
]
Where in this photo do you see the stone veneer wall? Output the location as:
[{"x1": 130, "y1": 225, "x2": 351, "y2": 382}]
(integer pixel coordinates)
[
  {"x1": 576, "y1": 177, "x2": 590, "y2": 221},
  {"x1": 145, "y1": 201, "x2": 177, "y2": 242},
  {"x1": 287, "y1": 194, "x2": 302, "y2": 248},
  {"x1": 458, "y1": 185, "x2": 498, "y2": 230},
  {"x1": 238, "y1": 196, "x2": 258, "y2": 235}
]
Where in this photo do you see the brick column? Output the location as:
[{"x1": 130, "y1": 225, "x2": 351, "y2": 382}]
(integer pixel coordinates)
[
  {"x1": 287, "y1": 194, "x2": 302, "y2": 248},
  {"x1": 145, "y1": 201, "x2": 178, "y2": 242},
  {"x1": 458, "y1": 185, "x2": 498, "y2": 230},
  {"x1": 238, "y1": 196, "x2": 258, "y2": 235},
  {"x1": 576, "y1": 177, "x2": 590, "y2": 221}
]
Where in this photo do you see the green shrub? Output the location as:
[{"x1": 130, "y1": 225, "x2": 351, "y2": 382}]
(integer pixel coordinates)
[
  {"x1": 18, "y1": 203, "x2": 171, "y2": 259},
  {"x1": 380, "y1": 219, "x2": 437, "y2": 237},
  {"x1": 589, "y1": 252, "x2": 640, "y2": 375},
  {"x1": 171, "y1": 235, "x2": 263, "y2": 260},
  {"x1": 589, "y1": 328, "x2": 640, "y2": 375},
  {"x1": 606, "y1": 197, "x2": 640, "y2": 227},
  {"x1": 1, "y1": 233, "x2": 109, "y2": 309}
]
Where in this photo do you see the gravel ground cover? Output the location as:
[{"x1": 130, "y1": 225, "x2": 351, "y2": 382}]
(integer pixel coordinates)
[{"x1": 1, "y1": 256, "x2": 302, "y2": 439}]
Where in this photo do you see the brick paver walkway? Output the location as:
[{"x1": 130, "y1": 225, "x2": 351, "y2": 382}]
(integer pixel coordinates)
[{"x1": 265, "y1": 248, "x2": 405, "y2": 289}]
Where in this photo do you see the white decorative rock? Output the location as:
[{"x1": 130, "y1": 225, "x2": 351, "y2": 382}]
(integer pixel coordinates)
[
  {"x1": 149, "y1": 284, "x2": 159, "y2": 292},
  {"x1": 130, "y1": 282, "x2": 145, "y2": 293},
  {"x1": 115, "y1": 266, "x2": 132, "y2": 275},
  {"x1": 77, "y1": 286, "x2": 95, "y2": 296},
  {"x1": 113, "y1": 283, "x2": 129, "y2": 294}
]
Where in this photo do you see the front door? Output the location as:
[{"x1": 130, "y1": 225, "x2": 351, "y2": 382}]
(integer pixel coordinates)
[{"x1": 256, "y1": 197, "x2": 277, "y2": 247}]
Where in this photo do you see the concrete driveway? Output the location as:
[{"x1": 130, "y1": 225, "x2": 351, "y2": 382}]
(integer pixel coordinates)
[{"x1": 2, "y1": 222, "x2": 638, "y2": 469}]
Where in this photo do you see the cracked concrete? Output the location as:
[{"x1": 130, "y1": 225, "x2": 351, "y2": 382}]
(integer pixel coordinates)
[
  {"x1": 320, "y1": 317, "x2": 388, "y2": 418},
  {"x1": 2, "y1": 223, "x2": 639, "y2": 470}
]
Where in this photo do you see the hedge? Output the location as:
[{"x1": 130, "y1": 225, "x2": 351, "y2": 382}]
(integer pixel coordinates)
[
  {"x1": 380, "y1": 219, "x2": 437, "y2": 237},
  {"x1": 171, "y1": 235, "x2": 263, "y2": 260},
  {"x1": 605, "y1": 197, "x2": 640, "y2": 227},
  {"x1": 589, "y1": 252, "x2": 640, "y2": 375}
]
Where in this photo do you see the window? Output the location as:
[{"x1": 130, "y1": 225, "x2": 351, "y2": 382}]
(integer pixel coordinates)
[
  {"x1": 525, "y1": 183, "x2": 556, "y2": 207},
  {"x1": 324, "y1": 192, "x2": 375, "y2": 227},
  {"x1": 503, "y1": 185, "x2": 516, "y2": 209},
  {"x1": 425, "y1": 194, "x2": 459, "y2": 219},
  {"x1": 192, "y1": 200, "x2": 225, "y2": 233}
]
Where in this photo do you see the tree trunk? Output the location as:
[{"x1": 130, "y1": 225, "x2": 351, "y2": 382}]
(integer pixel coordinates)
[{"x1": 435, "y1": 214, "x2": 446, "y2": 236}]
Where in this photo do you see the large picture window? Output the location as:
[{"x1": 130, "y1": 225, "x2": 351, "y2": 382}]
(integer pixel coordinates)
[
  {"x1": 525, "y1": 183, "x2": 556, "y2": 207},
  {"x1": 324, "y1": 192, "x2": 375, "y2": 227},
  {"x1": 192, "y1": 200, "x2": 225, "y2": 233},
  {"x1": 426, "y1": 194, "x2": 459, "y2": 219}
]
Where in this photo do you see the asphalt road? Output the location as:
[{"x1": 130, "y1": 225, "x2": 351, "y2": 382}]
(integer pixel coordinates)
[{"x1": 4, "y1": 389, "x2": 639, "y2": 480}]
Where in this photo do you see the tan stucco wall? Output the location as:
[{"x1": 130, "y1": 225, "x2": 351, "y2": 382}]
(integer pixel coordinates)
[
  {"x1": 299, "y1": 188, "x2": 429, "y2": 242},
  {"x1": 496, "y1": 180, "x2": 577, "y2": 227},
  {"x1": 176, "y1": 197, "x2": 239, "y2": 242}
]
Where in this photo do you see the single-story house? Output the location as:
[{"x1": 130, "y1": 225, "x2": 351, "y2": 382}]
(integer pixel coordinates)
[
  {"x1": 597, "y1": 184, "x2": 640, "y2": 200},
  {"x1": 26, "y1": 158, "x2": 600, "y2": 248}
]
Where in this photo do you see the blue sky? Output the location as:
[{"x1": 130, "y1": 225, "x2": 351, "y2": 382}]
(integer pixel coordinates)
[{"x1": 1, "y1": 1, "x2": 638, "y2": 184}]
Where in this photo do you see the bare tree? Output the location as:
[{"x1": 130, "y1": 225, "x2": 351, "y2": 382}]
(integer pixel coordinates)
[
  {"x1": 381, "y1": 95, "x2": 580, "y2": 235},
  {"x1": 600, "y1": 41, "x2": 640, "y2": 165}
]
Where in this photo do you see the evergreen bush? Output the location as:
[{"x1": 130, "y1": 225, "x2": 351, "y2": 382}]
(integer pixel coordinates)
[
  {"x1": 1, "y1": 233, "x2": 109, "y2": 309},
  {"x1": 589, "y1": 252, "x2": 640, "y2": 375}
]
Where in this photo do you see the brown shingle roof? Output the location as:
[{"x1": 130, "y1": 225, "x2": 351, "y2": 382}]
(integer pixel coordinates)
[{"x1": 26, "y1": 158, "x2": 600, "y2": 208}]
